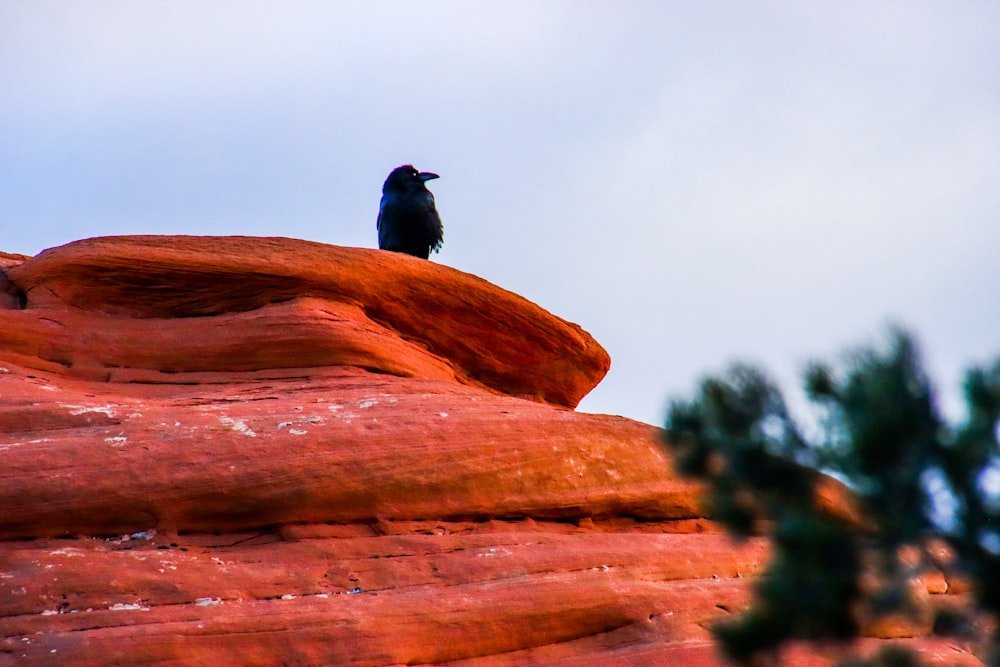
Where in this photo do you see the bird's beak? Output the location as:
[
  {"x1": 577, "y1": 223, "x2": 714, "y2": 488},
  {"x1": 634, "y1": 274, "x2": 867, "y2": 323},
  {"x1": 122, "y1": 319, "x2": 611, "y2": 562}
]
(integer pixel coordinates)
[{"x1": 418, "y1": 172, "x2": 440, "y2": 182}]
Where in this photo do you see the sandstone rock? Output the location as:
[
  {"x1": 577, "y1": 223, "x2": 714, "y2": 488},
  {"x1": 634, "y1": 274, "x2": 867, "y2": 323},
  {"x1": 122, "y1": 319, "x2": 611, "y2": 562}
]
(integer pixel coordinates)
[
  {"x1": 0, "y1": 237, "x2": 987, "y2": 666},
  {"x1": 0, "y1": 367, "x2": 701, "y2": 539},
  {"x1": 5, "y1": 236, "x2": 609, "y2": 407},
  {"x1": 0, "y1": 252, "x2": 27, "y2": 311}
]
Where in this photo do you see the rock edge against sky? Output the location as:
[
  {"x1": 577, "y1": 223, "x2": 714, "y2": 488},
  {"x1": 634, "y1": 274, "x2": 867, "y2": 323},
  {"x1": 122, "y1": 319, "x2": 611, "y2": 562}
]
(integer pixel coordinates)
[{"x1": 0, "y1": 237, "x2": 983, "y2": 665}]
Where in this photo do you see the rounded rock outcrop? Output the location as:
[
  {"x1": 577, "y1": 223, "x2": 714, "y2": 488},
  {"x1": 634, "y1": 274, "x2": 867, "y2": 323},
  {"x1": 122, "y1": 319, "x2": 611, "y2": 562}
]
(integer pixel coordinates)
[{"x1": 0, "y1": 237, "x2": 983, "y2": 666}]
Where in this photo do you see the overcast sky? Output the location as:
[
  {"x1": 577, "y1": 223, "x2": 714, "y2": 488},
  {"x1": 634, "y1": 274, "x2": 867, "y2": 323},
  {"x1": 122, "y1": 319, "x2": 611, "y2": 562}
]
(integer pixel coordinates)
[{"x1": 2, "y1": 2, "x2": 999, "y2": 427}]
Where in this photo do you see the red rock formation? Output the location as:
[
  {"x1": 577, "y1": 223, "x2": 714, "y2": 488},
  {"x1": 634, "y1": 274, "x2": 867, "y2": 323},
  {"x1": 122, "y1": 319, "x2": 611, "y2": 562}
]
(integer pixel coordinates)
[
  {"x1": 4, "y1": 236, "x2": 608, "y2": 407},
  {"x1": 0, "y1": 252, "x2": 27, "y2": 311},
  {"x1": 0, "y1": 237, "x2": 987, "y2": 666}
]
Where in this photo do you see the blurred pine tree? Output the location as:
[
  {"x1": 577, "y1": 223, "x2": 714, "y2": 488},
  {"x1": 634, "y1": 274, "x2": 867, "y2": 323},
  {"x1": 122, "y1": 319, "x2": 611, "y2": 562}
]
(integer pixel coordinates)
[{"x1": 663, "y1": 329, "x2": 1000, "y2": 666}]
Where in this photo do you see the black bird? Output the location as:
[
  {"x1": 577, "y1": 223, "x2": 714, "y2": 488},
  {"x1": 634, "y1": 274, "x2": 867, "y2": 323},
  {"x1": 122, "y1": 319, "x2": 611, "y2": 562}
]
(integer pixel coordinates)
[{"x1": 377, "y1": 164, "x2": 443, "y2": 259}]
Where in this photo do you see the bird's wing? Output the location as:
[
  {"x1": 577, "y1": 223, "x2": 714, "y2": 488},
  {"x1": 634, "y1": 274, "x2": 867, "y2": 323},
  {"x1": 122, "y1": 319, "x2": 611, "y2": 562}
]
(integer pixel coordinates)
[
  {"x1": 377, "y1": 195, "x2": 400, "y2": 250},
  {"x1": 377, "y1": 195, "x2": 388, "y2": 242}
]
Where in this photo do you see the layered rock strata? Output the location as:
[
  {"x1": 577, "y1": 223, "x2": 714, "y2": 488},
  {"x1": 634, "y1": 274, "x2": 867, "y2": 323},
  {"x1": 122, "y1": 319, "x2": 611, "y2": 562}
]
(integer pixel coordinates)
[{"x1": 0, "y1": 237, "x2": 984, "y2": 665}]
